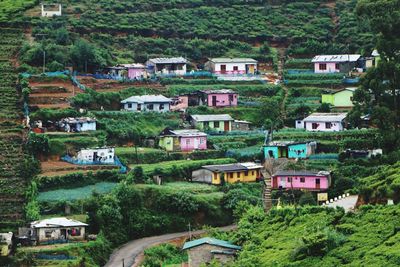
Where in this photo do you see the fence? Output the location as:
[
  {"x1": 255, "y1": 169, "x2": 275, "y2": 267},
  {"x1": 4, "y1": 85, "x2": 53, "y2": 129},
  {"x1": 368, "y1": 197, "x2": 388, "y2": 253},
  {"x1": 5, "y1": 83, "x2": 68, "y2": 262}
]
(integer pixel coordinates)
[
  {"x1": 21, "y1": 70, "x2": 70, "y2": 78},
  {"x1": 36, "y1": 253, "x2": 76, "y2": 260},
  {"x1": 71, "y1": 74, "x2": 87, "y2": 91},
  {"x1": 61, "y1": 155, "x2": 127, "y2": 173}
]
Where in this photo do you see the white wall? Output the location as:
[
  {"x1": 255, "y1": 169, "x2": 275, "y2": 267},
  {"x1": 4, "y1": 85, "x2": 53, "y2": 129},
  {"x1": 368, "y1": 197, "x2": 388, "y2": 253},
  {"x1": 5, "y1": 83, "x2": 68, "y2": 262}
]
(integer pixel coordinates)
[
  {"x1": 41, "y1": 4, "x2": 62, "y2": 17},
  {"x1": 123, "y1": 102, "x2": 170, "y2": 112},
  {"x1": 214, "y1": 62, "x2": 257, "y2": 73},
  {"x1": 80, "y1": 121, "x2": 96, "y2": 131},
  {"x1": 77, "y1": 148, "x2": 115, "y2": 163},
  {"x1": 305, "y1": 121, "x2": 343, "y2": 132}
]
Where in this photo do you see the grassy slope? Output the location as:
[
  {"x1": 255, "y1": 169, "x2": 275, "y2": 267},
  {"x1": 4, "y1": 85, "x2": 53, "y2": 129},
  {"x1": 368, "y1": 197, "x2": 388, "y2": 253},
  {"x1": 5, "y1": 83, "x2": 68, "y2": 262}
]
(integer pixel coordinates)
[{"x1": 234, "y1": 205, "x2": 400, "y2": 266}]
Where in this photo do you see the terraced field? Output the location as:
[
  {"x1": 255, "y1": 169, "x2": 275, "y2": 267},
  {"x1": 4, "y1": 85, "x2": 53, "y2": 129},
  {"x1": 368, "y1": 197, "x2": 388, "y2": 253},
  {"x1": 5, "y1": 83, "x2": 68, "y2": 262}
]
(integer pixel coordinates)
[{"x1": 0, "y1": 28, "x2": 27, "y2": 231}]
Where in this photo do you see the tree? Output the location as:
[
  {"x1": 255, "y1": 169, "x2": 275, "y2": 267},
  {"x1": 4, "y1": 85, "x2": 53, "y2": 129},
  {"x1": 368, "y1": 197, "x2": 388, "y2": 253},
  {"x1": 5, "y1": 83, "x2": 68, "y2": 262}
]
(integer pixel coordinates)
[
  {"x1": 317, "y1": 103, "x2": 331, "y2": 113},
  {"x1": 132, "y1": 166, "x2": 145, "y2": 184},
  {"x1": 355, "y1": 0, "x2": 400, "y2": 150}
]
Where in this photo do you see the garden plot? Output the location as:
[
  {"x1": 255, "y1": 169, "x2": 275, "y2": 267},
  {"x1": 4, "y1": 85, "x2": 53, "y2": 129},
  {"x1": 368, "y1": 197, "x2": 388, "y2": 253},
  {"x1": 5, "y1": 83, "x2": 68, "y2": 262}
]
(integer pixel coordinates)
[
  {"x1": 29, "y1": 79, "x2": 78, "y2": 109},
  {"x1": 40, "y1": 160, "x2": 118, "y2": 177}
]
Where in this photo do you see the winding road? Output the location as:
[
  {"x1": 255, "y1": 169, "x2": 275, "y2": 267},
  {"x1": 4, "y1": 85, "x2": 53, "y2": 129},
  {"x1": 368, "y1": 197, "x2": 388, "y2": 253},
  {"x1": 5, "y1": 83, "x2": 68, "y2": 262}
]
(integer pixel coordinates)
[{"x1": 104, "y1": 225, "x2": 237, "y2": 267}]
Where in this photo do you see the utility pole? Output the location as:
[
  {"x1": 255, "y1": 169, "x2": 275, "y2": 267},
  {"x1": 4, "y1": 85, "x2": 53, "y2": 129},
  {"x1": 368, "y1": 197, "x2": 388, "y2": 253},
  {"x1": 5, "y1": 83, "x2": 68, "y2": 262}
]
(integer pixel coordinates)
[
  {"x1": 34, "y1": 33, "x2": 48, "y2": 74},
  {"x1": 188, "y1": 222, "x2": 192, "y2": 240}
]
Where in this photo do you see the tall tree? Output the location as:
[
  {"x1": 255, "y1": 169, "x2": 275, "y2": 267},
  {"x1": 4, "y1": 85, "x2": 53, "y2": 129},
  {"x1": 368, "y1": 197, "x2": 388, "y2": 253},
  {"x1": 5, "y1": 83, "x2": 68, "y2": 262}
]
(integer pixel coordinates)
[{"x1": 352, "y1": 0, "x2": 400, "y2": 149}]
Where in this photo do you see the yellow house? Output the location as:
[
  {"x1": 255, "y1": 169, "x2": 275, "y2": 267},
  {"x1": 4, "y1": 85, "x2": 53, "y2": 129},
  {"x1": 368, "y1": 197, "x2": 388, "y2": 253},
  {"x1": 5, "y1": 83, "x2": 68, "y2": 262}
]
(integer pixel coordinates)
[{"x1": 191, "y1": 162, "x2": 263, "y2": 185}]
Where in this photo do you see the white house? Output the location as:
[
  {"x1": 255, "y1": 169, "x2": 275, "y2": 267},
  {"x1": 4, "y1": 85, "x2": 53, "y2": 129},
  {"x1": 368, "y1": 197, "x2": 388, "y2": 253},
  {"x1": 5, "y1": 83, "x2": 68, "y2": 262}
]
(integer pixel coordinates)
[
  {"x1": 77, "y1": 147, "x2": 115, "y2": 164},
  {"x1": 121, "y1": 95, "x2": 172, "y2": 112},
  {"x1": 312, "y1": 54, "x2": 361, "y2": 73},
  {"x1": 41, "y1": 3, "x2": 62, "y2": 17},
  {"x1": 296, "y1": 113, "x2": 347, "y2": 132},
  {"x1": 30, "y1": 218, "x2": 87, "y2": 244},
  {"x1": 59, "y1": 117, "x2": 96, "y2": 132},
  {"x1": 146, "y1": 57, "x2": 188, "y2": 76},
  {"x1": 205, "y1": 58, "x2": 258, "y2": 75}
]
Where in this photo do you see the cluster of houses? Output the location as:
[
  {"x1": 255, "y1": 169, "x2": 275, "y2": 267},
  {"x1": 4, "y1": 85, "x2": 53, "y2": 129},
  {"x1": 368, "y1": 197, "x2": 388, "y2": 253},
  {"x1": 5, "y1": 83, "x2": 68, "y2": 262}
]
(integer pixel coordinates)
[{"x1": 105, "y1": 57, "x2": 259, "y2": 80}]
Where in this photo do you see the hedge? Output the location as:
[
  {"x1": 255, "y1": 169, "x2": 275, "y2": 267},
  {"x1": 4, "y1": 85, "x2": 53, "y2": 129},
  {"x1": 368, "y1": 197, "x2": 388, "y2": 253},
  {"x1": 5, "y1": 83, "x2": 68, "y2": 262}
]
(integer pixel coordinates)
[{"x1": 35, "y1": 170, "x2": 122, "y2": 191}]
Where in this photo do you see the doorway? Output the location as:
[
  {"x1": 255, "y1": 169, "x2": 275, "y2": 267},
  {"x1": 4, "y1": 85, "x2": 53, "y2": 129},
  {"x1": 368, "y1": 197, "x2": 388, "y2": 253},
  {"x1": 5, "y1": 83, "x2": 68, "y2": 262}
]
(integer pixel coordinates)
[
  {"x1": 220, "y1": 65, "x2": 226, "y2": 74},
  {"x1": 316, "y1": 178, "x2": 320, "y2": 189},
  {"x1": 224, "y1": 121, "x2": 229, "y2": 131},
  {"x1": 212, "y1": 96, "x2": 217, "y2": 106}
]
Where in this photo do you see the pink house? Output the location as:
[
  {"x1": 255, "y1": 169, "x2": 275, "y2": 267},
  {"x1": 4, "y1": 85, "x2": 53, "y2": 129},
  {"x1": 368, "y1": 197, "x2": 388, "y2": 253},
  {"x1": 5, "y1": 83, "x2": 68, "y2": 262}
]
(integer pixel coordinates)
[
  {"x1": 312, "y1": 54, "x2": 361, "y2": 74},
  {"x1": 108, "y1": 64, "x2": 147, "y2": 80},
  {"x1": 198, "y1": 89, "x2": 238, "y2": 107},
  {"x1": 159, "y1": 128, "x2": 207, "y2": 152},
  {"x1": 272, "y1": 170, "x2": 331, "y2": 191}
]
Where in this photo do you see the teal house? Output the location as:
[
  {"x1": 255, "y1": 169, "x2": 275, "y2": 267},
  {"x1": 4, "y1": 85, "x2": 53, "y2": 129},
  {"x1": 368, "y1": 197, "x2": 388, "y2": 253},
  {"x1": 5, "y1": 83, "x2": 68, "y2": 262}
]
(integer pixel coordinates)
[{"x1": 264, "y1": 141, "x2": 317, "y2": 159}]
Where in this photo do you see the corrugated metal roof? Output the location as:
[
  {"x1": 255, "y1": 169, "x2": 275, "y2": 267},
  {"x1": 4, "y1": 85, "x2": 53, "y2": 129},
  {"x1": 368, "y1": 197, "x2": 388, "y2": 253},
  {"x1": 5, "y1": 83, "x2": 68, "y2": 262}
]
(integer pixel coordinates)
[
  {"x1": 303, "y1": 113, "x2": 347, "y2": 122},
  {"x1": 323, "y1": 88, "x2": 357, "y2": 95},
  {"x1": 209, "y1": 58, "x2": 257, "y2": 63},
  {"x1": 169, "y1": 129, "x2": 207, "y2": 137},
  {"x1": 183, "y1": 237, "x2": 241, "y2": 250},
  {"x1": 191, "y1": 114, "x2": 234, "y2": 122},
  {"x1": 121, "y1": 95, "x2": 172, "y2": 104},
  {"x1": 116, "y1": 63, "x2": 145, "y2": 68},
  {"x1": 148, "y1": 57, "x2": 188, "y2": 64},
  {"x1": 31, "y1": 218, "x2": 88, "y2": 228},
  {"x1": 61, "y1": 117, "x2": 96, "y2": 123},
  {"x1": 202, "y1": 162, "x2": 262, "y2": 172},
  {"x1": 311, "y1": 54, "x2": 361, "y2": 63},
  {"x1": 199, "y1": 89, "x2": 236, "y2": 94},
  {"x1": 273, "y1": 170, "x2": 330, "y2": 177}
]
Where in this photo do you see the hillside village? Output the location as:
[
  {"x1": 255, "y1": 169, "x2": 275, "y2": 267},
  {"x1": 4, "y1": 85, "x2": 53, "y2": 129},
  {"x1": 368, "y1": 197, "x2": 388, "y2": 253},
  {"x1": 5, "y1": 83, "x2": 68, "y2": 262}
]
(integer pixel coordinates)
[{"x1": 0, "y1": 0, "x2": 400, "y2": 266}]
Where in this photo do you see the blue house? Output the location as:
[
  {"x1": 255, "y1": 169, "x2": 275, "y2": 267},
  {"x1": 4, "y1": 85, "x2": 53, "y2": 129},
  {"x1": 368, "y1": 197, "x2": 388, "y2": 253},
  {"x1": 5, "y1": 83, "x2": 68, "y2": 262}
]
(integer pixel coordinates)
[{"x1": 264, "y1": 141, "x2": 317, "y2": 159}]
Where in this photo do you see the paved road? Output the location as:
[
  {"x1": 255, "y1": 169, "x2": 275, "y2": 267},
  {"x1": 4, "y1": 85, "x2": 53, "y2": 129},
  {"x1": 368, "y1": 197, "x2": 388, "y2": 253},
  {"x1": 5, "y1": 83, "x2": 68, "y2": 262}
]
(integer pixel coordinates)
[
  {"x1": 326, "y1": 195, "x2": 358, "y2": 212},
  {"x1": 104, "y1": 225, "x2": 236, "y2": 267}
]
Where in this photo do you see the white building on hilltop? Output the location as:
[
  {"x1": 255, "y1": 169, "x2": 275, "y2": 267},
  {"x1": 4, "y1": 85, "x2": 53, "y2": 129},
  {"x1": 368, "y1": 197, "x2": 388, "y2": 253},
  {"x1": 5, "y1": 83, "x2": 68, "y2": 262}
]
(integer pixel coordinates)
[{"x1": 41, "y1": 3, "x2": 62, "y2": 17}]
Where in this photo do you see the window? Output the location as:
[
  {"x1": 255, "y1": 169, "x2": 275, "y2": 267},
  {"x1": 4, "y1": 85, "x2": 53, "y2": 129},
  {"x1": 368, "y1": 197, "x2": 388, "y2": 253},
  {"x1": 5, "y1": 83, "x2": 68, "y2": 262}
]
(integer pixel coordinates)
[
  {"x1": 350, "y1": 96, "x2": 353, "y2": 101},
  {"x1": 244, "y1": 171, "x2": 249, "y2": 176},
  {"x1": 312, "y1": 123, "x2": 318, "y2": 129},
  {"x1": 204, "y1": 121, "x2": 209, "y2": 129},
  {"x1": 229, "y1": 94, "x2": 234, "y2": 102},
  {"x1": 214, "y1": 121, "x2": 220, "y2": 128},
  {"x1": 233, "y1": 66, "x2": 239, "y2": 71},
  {"x1": 160, "y1": 103, "x2": 164, "y2": 110},
  {"x1": 186, "y1": 139, "x2": 190, "y2": 144},
  {"x1": 199, "y1": 138, "x2": 204, "y2": 144},
  {"x1": 300, "y1": 177, "x2": 305, "y2": 183},
  {"x1": 252, "y1": 171, "x2": 255, "y2": 176},
  {"x1": 147, "y1": 104, "x2": 154, "y2": 110},
  {"x1": 214, "y1": 173, "x2": 218, "y2": 180},
  {"x1": 68, "y1": 228, "x2": 81, "y2": 236},
  {"x1": 237, "y1": 172, "x2": 240, "y2": 178},
  {"x1": 325, "y1": 122, "x2": 332, "y2": 129},
  {"x1": 127, "y1": 103, "x2": 132, "y2": 109},
  {"x1": 335, "y1": 63, "x2": 340, "y2": 70},
  {"x1": 319, "y1": 63, "x2": 327, "y2": 70},
  {"x1": 45, "y1": 231, "x2": 52, "y2": 238},
  {"x1": 137, "y1": 104, "x2": 141, "y2": 111},
  {"x1": 229, "y1": 173, "x2": 234, "y2": 178}
]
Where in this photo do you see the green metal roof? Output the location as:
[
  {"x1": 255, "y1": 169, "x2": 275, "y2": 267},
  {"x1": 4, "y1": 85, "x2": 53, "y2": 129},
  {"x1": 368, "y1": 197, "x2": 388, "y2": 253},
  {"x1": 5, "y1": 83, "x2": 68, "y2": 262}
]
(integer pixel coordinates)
[{"x1": 182, "y1": 237, "x2": 241, "y2": 250}]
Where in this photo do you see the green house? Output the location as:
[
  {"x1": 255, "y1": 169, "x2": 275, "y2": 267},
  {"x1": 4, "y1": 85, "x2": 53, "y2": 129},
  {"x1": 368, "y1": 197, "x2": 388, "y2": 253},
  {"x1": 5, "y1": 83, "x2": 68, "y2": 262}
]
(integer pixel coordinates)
[
  {"x1": 322, "y1": 88, "x2": 356, "y2": 109},
  {"x1": 190, "y1": 114, "x2": 234, "y2": 132}
]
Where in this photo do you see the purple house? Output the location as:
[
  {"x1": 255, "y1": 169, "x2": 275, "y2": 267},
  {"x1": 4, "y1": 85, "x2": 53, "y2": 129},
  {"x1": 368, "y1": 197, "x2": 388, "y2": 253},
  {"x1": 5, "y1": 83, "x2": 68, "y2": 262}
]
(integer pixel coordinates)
[
  {"x1": 198, "y1": 89, "x2": 238, "y2": 107},
  {"x1": 272, "y1": 170, "x2": 331, "y2": 191},
  {"x1": 159, "y1": 128, "x2": 207, "y2": 152}
]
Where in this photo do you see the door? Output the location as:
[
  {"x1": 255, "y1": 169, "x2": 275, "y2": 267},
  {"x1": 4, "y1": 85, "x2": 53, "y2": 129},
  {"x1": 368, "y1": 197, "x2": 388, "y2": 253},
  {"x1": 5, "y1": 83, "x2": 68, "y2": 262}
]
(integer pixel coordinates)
[
  {"x1": 280, "y1": 177, "x2": 286, "y2": 188},
  {"x1": 93, "y1": 152, "x2": 98, "y2": 162},
  {"x1": 212, "y1": 96, "x2": 217, "y2": 106},
  {"x1": 224, "y1": 121, "x2": 229, "y2": 131},
  {"x1": 272, "y1": 177, "x2": 278, "y2": 188},
  {"x1": 316, "y1": 178, "x2": 320, "y2": 189},
  {"x1": 247, "y1": 64, "x2": 255, "y2": 74},
  {"x1": 220, "y1": 64, "x2": 226, "y2": 74}
]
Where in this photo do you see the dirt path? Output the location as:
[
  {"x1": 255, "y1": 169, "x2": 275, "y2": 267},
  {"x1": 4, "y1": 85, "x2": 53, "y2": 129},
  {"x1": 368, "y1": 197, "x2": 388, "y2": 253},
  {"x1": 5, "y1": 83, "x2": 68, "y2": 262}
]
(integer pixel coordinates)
[{"x1": 104, "y1": 225, "x2": 237, "y2": 267}]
